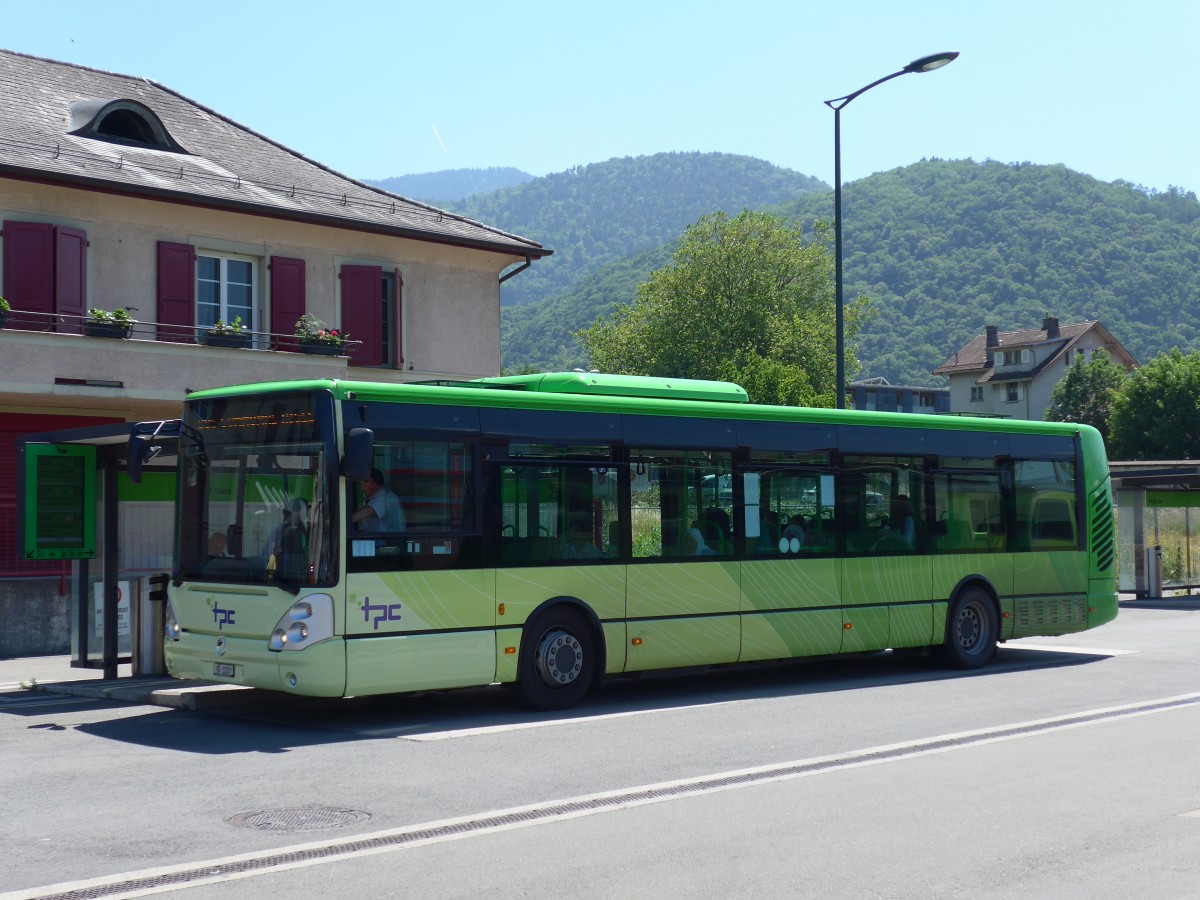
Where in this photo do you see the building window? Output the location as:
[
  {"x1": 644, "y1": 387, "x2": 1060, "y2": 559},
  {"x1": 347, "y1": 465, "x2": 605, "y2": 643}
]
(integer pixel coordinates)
[
  {"x1": 380, "y1": 271, "x2": 399, "y2": 367},
  {"x1": 1001, "y1": 349, "x2": 1032, "y2": 366},
  {"x1": 198, "y1": 253, "x2": 257, "y2": 334},
  {"x1": 1004, "y1": 382, "x2": 1024, "y2": 403},
  {"x1": 970, "y1": 386, "x2": 984, "y2": 402}
]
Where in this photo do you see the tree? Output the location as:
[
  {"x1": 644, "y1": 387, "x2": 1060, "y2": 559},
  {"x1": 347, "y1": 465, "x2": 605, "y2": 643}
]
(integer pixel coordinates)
[
  {"x1": 576, "y1": 209, "x2": 871, "y2": 407},
  {"x1": 1108, "y1": 348, "x2": 1200, "y2": 459},
  {"x1": 1043, "y1": 349, "x2": 1129, "y2": 443}
]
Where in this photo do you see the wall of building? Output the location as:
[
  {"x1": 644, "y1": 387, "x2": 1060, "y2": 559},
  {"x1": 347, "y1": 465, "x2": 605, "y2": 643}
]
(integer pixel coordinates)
[
  {"x1": 0, "y1": 578, "x2": 70, "y2": 657},
  {"x1": 2, "y1": 179, "x2": 521, "y2": 378}
]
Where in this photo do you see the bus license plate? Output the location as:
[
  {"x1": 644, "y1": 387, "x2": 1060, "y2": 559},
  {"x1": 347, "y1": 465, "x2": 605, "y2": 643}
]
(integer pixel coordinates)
[{"x1": 213, "y1": 663, "x2": 235, "y2": 677}]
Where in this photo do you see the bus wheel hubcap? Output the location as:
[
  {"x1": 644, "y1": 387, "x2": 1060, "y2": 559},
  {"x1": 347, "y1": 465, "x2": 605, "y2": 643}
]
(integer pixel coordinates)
[
  {"x1": 535, "y1": 629, "x2": 584, "y2": 687},
  {"x1": 957, "y1": 605, "x2": 983, "y2": 651}
]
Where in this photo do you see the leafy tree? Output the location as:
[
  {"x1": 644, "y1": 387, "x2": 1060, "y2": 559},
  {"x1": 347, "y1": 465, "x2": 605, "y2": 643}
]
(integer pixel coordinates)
[
  {"x1": 1043, "y1": 349, "x2": 1129, "y2": 443},
  {"x1": 1108, "y1": 349, "x2": 1200, "y2": 459},
  {"x1": 577, "y1": 210, "x2": 871, "y2": 407}
]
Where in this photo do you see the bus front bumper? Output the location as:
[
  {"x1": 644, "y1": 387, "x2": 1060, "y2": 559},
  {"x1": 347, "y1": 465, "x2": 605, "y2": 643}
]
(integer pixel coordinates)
[{"x1": 165, "y1": 631, "x2": 348, "y2": 697}]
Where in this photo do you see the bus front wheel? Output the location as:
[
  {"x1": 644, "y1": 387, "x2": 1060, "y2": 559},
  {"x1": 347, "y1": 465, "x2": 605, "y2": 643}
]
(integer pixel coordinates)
[
  {"x1": 938, "y1": 588, "x2": 998, "y2": 669},
  {"x1": 511, "y1": 607, "x2": 597, "y2": 710}
]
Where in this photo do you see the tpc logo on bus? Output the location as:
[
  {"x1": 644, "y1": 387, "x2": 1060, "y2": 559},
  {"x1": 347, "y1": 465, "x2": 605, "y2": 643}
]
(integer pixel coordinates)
[
  {"x1": 212, "y1": 605, "x2": 236, "y2": 629},
  {"x1": 363, "y1": 597, "x2": 403, "y2": 630}
]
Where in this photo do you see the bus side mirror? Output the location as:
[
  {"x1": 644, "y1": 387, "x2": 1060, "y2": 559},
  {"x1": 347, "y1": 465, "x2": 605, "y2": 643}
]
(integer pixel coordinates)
[
  {"x1": 341, "y1": 428, "x2": 375, "y2": 483},
  {"x1": 127, "y1": 435, "x2": 149, "y2": 484}
]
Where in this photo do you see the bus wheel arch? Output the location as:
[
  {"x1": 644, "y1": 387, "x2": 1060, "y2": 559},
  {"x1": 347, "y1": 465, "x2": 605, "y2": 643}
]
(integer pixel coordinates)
[
  {"x1": 938, "y1": 579, "x2": 1000, "y2": 669},
  {"x1": 510, "y1": 598, "x2": 605, "y2": 710}
]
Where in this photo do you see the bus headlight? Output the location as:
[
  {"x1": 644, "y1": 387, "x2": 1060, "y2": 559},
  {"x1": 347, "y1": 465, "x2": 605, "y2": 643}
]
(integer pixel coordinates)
[
  {"x1": 268, "y1": 594, "x2": 334, "y2": 652},
  {"x1": 165, "y1": 600, "x2": 182, "y2": 642}
]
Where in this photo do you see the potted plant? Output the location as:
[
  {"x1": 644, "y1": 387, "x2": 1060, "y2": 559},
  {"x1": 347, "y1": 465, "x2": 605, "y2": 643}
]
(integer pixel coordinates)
[
  {"x1": 0, "y1": 296, "x2": 9, "y2": 328},
  {"x1": 84, "y1": 307, "x2": 135, "y2": 339},
  {"x1": 294, "y1": 314, "x2": 348, "y2": 356},
  {"x1": 200, "y1": 315, "x2": 252, "y2": 348}
]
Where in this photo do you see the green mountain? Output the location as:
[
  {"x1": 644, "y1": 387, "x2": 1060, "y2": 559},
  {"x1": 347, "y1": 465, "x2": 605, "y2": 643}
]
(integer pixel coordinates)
[
  {"x1": 365, "y1": 167, "x2": 533, "y2": 203},
  {"x1": 445, "y1": 152, "x2": 827, "y2": 308},
  {"x1": 776, "y1": 159, "x2": 1200, "y2": 385},
  {"x1": 500, "y1": 157, "x2": 1200, "y2": 385}
]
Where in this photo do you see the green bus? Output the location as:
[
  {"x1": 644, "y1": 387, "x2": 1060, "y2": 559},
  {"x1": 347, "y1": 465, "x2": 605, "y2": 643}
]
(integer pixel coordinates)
[{"x1": 149, "y1": 372, "x2": 1118, "y2": 710}]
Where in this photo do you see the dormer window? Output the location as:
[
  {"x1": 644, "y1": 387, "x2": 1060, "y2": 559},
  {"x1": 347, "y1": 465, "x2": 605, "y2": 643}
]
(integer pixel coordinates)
[
  {"x1": 1001, "y1": 349, "x2": 1031, "y2": 366},
  {"x1": 68, "y1": 99, "x2": 187, "y2": 153}
]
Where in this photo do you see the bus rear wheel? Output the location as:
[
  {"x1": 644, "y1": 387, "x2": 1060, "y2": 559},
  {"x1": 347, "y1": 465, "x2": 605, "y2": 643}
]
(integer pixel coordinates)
[
  {"x1": 511, "y1": 607, "x2": 597, "y2": 710},
  {"x1": 938, "y1": 588, "x2": 998, "y2": 669}
]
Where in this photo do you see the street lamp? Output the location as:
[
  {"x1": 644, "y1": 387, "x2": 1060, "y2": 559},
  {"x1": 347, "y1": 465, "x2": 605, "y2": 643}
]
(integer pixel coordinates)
[{"x1": 825, "y1": 51, "x2": 959, "y2": 409}]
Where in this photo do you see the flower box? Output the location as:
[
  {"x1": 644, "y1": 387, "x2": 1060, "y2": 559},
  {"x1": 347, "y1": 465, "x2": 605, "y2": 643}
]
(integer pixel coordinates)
[
  {"x1": 299, "y1": 340, "x2": 345, "y2": 356},
  {"x1": 84, "y1": 321, "x2": 132, "y2": 339},
  {"x1": 199, "y1": 331, "x2": 253, "y2": 349}
]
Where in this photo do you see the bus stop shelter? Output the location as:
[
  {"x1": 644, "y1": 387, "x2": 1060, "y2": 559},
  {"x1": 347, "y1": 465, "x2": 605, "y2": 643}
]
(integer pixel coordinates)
[
  {"x1": 16, "y1": 421, "x2": 178, "y2": 678},
  {"x1": 1111, "y1": 461, "x2": 1200, "y2": 599}
]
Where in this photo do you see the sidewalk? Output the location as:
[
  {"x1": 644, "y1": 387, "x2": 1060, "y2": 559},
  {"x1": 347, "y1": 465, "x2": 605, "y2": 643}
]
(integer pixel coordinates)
[{"x1": 0, "y1": 654, "x2": 267, "y2": 710}]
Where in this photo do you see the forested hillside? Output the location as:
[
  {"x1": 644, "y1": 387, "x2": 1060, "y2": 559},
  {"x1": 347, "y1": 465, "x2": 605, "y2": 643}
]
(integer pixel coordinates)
[
  {"x1": 365, "y1": 167, "x2": 533, "y2": 202},
  {"x1": 445, "y1": 152, "x2": 827, "y2": 308},
  {"x1": 501, "y1": 158, "x2": 1200, "y2": 384},
  {"x1": 777, "y1": 159, "x2": 1200, "y2": 385},
  {"x1": 501, "y1": 245, "x2": 672, "y2": 372}
]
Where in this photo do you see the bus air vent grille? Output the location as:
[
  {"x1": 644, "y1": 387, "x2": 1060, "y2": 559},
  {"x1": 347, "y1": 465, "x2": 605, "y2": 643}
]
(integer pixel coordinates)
[
  {"x1": 1090, "y1": 490, "x2": 1115, "y2": 572},
  {"x1": 1015, "y1": 598, "x2": 1087, "y2": 631}
]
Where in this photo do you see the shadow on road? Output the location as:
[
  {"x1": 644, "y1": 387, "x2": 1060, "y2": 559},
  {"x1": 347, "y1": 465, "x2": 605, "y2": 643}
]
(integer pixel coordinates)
[{"x1": 55, "y1": 643, "x2": 1114, "y2": 755}]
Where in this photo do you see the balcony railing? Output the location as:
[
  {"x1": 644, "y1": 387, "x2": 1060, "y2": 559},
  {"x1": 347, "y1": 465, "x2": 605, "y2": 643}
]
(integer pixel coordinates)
[{"x1": 0, "y1": 308, "x2": 361, "y2": 356}]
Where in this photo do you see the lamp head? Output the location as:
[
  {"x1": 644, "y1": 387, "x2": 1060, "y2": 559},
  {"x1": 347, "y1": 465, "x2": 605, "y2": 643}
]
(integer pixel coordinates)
[{"x1": 904, "y1": 52, "x2": 959, "y2": 73}]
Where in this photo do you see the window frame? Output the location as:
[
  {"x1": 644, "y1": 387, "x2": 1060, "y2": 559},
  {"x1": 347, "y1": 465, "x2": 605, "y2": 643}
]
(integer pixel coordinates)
[{"x1": 196, "y1": 250, "x2": 258, "y2": 337}]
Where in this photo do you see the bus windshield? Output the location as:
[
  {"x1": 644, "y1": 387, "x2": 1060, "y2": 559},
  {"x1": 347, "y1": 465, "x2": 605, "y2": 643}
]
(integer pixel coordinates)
[{"x1": 177, "y1": 391, "x2": 337, "y2": 588}]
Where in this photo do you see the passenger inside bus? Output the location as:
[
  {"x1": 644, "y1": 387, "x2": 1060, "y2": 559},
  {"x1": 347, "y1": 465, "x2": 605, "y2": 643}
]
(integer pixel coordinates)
[
  {"x1": 687, "y1": 524, "x2": 718, "y2": 556},
  {"x1": 565, "y1": 518, "x2": 603, "y2": 559}
]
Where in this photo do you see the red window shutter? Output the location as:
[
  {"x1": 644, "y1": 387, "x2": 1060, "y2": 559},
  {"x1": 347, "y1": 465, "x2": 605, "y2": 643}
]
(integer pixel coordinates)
[
  {"x1": 156, "y1": 241, "x2": 195, "y2": 343},
  {"x1": 341, "y1": 265, "x2": 382, "y2": 366},
  {"x1": 394, "y1": 267, "x2": 404, "y2": 367},
  {"x1": 54, "y1": 226, "x2": 88, "y2": 334},
  {"x1": 269, "y1": 256, "x2": 306, "y2": 352},
  {"x1": 2, "y1": 220, "x2": 54, "y2": 331}
]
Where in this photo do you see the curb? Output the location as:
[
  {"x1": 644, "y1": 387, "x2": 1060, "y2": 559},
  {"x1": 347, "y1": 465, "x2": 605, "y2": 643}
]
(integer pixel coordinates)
[{"x1": 28, "y1": 678, "x2": 272, "y2": 711}]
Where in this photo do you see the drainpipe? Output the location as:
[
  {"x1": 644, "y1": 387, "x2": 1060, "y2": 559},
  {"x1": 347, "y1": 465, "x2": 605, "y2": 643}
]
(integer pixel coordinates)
[{"x1": 499, "y1": 256, "x2": 533, "y2": 284}]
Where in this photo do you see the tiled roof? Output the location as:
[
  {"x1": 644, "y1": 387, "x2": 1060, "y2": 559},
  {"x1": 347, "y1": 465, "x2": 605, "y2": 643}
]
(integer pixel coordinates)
[
  {"x1": 0, "y1": 49, "x2": 547, "y2": 258},
  {"x1": 933, "y1": 321, "x2": 1096, "y2": 378}
]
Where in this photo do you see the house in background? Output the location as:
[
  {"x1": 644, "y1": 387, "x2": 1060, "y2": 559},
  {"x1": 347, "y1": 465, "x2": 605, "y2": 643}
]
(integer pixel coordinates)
[
  {"x1": 0, "y1": 48, "x2": 548, "y2": 654},
  {"x1": 933, "y1": 317, "x2": 1138, "y2": 418},
  {"x1": 848, "y1": 377, "x2": 950, "y2": 414}
]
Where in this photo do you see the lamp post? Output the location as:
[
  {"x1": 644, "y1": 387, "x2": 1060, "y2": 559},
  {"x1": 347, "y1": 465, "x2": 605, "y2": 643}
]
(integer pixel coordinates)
[{"x1": 825, "y1": 51, "x2": 958, "y2": 409}]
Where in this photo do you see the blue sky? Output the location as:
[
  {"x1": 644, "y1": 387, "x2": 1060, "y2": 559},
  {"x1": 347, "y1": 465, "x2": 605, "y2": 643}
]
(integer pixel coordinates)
[{"x1": 6, "y1": 1, "x2": 1197, "y2": 194}]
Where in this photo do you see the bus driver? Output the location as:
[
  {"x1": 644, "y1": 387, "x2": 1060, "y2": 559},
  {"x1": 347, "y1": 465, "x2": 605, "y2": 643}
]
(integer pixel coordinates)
[{"x1": 352, "y1": 468, "x2": 406, "y2": 532}]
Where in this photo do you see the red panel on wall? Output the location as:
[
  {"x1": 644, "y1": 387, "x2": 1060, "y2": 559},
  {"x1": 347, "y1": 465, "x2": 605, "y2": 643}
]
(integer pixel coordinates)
[
  {"x1": 341, "y1": 264, "x2": 382, "y2": 367},
  {"x1": 156, "y1": 241, "x2": 195, "y2": 343},
  {"x1": 269, "y1": 256, "x2": 306, "y2": 352},
  {"x1": 54, "y1": 226, "x2": 88, "y2": 334},
  {"x1": 2, "y1": 220, "x2": 54, "y2": 331}
]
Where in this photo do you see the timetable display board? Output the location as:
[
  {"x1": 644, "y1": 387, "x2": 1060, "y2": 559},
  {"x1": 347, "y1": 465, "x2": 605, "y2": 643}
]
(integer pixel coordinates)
[{"x1": 22, "y1": 444, "x2": 97, "y2": 560}]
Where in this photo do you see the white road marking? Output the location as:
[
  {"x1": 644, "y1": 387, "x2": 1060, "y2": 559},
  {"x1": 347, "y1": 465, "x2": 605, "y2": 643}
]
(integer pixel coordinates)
[{"x1": 1006, "y1": 642, "x2": 1138, "y2": 656}]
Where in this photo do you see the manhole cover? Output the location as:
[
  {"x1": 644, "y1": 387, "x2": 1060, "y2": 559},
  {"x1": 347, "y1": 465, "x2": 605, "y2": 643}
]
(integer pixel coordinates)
[{"x1": 228, "y1": 807, "x2": 371, "y2": 832}]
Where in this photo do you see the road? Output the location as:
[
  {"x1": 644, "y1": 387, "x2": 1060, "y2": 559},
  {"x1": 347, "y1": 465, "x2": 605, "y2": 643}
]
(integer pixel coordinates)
[{"x1": 2, "y1": 604, "x2": 1199, "y2": 899}]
